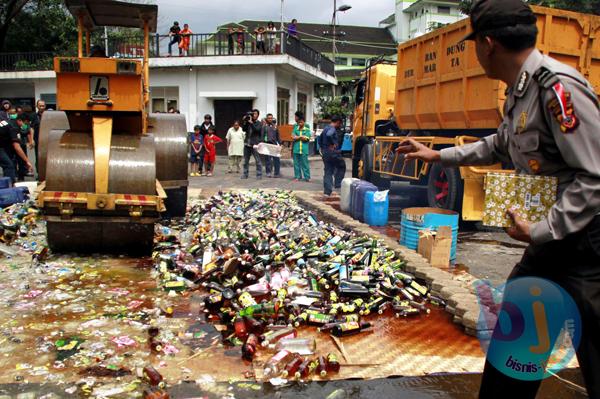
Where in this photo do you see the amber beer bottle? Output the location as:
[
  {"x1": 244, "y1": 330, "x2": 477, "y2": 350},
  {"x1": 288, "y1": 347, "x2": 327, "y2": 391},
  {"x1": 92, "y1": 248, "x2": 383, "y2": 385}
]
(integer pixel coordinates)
[
  {"x1": 143, "y1": 365, "x2": 164, "y2": 387},
  {"x1": 315, "y1": 355, "x2": 328, "y2": 377},
  {"x1": 295, "y1": 358, "x2": 316, "y2": 379},
  {"x1": 281, "y1": 354, "x2": 304, "y2": 378},
  {"x1": 326, "y1": 353, "x2": 341, "y2": 372},
  {"x1": 241, "y1": 334, "x2": 259, "y2": 361}
]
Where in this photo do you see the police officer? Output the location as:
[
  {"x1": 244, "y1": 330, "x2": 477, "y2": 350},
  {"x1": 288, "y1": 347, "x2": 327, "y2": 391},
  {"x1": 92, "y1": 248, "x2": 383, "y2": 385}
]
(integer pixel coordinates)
[
  {"x1": 0, "y1": 115, "x2": 33, "y2": 183},
  {"x1": 398, "y1": 0, "x2": 600, "y2": 397}
]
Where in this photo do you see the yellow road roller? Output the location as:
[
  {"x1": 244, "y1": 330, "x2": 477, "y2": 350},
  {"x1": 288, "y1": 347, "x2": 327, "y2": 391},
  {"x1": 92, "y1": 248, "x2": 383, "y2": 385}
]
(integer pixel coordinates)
[{"x1": 37, "y1": 0, "x2": 188, "y2": 255}]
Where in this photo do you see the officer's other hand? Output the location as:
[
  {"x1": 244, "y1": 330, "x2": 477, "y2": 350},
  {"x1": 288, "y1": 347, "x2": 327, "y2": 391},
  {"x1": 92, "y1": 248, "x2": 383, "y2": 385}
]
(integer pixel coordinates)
[
  {"x1": 396, "y1": 138, "x2": 441, "y2": 163},
  {"x1": 26, "y1": 162, "x2": 33, "y2": 173},
  {"x1": 506, "y1": 208, "x2": 532, "y2": 243}
]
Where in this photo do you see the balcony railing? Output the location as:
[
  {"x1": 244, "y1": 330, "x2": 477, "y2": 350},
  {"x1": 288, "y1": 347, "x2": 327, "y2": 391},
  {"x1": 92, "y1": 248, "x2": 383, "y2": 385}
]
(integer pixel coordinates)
[{"x1": 0, "y1": 32, "x2": 335, "y2": 77}]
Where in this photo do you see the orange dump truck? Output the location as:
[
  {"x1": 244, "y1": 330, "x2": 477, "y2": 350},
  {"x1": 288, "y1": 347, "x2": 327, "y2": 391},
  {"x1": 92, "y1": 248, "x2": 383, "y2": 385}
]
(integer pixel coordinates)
[{"x1": 353, "y1": 5, "x2": 600, "y2": 221}]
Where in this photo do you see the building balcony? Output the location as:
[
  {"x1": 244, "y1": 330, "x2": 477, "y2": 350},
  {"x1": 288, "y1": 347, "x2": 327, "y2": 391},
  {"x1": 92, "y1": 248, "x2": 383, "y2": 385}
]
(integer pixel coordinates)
[{"x1": 0, "y1": 32, "x2": 336, "y2": 78}]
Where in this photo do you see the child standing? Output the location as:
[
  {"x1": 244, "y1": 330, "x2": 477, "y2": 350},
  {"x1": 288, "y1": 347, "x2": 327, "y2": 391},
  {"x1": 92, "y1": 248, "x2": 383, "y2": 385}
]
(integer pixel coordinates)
[
  {"x1": 254, "y1": 26, "x2": 266, "y2": 54},
  {"x1": 226, "y1": 120, "x2": 245, "y2": 173},
  {"x1": 189, "y1": 125, "x2": 203, "y2": 176},
  {"x1": 292, "y1": 117, "x2": 311, "y2": 181},
  {"x1": 179, "y1": 23, "x2": 193, "y2": 56},
  {"x1": 203, "y1": 127, "x2": 222, "y2": 176}
]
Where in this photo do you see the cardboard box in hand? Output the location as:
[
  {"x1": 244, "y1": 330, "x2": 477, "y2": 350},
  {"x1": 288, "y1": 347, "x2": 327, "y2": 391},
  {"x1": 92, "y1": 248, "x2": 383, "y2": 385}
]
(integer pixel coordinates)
[{"x1": 483, "y1": 173, "x2": 557, "y2": 228}]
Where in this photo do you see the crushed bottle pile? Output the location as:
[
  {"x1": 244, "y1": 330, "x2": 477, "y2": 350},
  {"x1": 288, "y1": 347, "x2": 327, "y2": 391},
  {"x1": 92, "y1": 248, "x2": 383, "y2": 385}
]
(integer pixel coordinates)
[{"x1": 154, "y1": 190, "x2": 443, "y2": 383}]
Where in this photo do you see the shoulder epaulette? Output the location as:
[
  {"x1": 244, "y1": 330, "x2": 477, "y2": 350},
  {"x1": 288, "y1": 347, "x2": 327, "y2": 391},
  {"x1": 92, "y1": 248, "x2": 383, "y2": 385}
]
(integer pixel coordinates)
[{"x1": 533, "y1": 66, "x2": 560, "y2": 90}]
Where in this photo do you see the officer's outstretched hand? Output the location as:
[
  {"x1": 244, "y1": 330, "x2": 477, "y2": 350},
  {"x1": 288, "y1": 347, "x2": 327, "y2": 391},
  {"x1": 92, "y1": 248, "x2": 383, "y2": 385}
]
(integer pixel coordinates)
[
  {"x1": 506, "y1": 208, "x2": 532, "y2": 243},
  {"x1": 396, "y1": 138, "x2": 441, "y2": 163}
]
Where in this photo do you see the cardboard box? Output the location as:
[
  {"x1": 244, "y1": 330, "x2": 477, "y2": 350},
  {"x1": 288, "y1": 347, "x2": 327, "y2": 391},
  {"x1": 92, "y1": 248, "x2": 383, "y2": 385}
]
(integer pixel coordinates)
[
  {"x1": 483, "y1": 173, "x2": 557, "y2": 228},
  {"x1": 418, "y1": 226, "x2": 452, "y2": 268}
]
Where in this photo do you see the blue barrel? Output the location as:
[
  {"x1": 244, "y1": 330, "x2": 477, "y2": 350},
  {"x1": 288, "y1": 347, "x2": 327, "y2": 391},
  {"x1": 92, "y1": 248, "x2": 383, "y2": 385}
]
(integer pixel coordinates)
[
  {"x1": 0, "y1": 177, "x2": 11, "y2": 189},
  {"x1": 0, "y1": 187, "x2": 28, "y2": 208},
  {"x1": 352, "y1": 181, "x2": 377, "y2": 222},
  {"x1": 400, "y1": 207, "x2": 459, "y2": 261},
  {"x1": 364, "y1": 191, "x2": 389, "y2": 226}
]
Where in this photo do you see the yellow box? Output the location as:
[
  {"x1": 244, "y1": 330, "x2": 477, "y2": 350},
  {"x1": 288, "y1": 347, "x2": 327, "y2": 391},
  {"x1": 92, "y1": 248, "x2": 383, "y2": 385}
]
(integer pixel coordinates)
[{"x1": 483, "y1": 173, "x2": 558, "y2": 227}]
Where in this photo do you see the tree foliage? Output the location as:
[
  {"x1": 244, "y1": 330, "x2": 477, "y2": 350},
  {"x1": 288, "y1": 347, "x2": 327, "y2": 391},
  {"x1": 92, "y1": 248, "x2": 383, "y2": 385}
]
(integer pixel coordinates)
[
  {"x1": 459, "y1": 0, "x2": 600, "y2": 15},
  {"x1": 315, "y1": 96, "x2": 352, "y2": 120},
  {"x1": 2, "y1": 0, "x2": 77, "y2": 53}
]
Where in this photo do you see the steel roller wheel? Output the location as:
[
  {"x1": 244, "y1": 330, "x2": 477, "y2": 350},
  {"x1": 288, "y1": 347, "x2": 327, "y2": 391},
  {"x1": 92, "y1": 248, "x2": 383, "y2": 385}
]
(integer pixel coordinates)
[
  {"x1": 147, "y1": 113, "x2": 188, "y2": 217},
  {"x1": 44, "y1": 130, "x2": 157, "y2": 255},
  {"x1": 37, "y1": 111, "x2": 69, "y2": 181}
]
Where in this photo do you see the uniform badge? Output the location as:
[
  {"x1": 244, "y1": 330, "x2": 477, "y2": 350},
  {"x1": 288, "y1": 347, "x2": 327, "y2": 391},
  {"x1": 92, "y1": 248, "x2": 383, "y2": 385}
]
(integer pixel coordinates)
[
  {"x1": 517, "y1": 72, "x2": 529, "y2": 94},
  {"x1": 528, "y1": 159, "x2": 540, "y2": 174},
  {"x1": 517, "y1": 112, "x2": 527, "y2": 134},
  {"x1": 548, "y1": 82, "x2": 579, "y2": 133}
]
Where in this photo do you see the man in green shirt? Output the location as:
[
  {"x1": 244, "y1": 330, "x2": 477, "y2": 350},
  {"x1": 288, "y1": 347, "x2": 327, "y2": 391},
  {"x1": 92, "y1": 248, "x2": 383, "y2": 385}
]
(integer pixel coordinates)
[{"x1": 292, "y1": 115, "x2": 311, "y2": 181}]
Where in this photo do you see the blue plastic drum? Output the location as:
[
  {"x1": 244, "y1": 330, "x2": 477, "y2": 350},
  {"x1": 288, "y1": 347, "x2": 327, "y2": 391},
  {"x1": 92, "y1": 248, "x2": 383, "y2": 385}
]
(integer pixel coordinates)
[{"x1": 400, "y1": 207, "x2": 459, "y2": 261}]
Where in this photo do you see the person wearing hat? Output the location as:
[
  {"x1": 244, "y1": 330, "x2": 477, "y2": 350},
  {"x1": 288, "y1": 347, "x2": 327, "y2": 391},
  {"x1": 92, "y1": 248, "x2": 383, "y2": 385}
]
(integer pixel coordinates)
[
  {"x1": 0, "y1": 100, "x2": 11, "y2": 121},
  {"x1": 397, "y1": 0, "x2": 600, "y2": 397}
]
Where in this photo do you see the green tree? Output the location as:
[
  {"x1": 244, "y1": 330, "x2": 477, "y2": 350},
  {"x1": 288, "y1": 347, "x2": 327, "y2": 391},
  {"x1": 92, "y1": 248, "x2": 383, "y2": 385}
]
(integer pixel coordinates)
[
  {"x1": 315, "y1": 96, "x2": 352, "y2": 120},
  {"x1": 2, "y1": 0, "x2": 77, "y2": 53},
  {"x1": 0, "y1": 0, "x2": 29, "y2": 51}
]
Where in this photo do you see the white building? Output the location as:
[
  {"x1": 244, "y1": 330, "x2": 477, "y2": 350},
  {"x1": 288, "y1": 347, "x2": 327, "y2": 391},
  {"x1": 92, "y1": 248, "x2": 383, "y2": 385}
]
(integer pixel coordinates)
[
  {"x1": 0, "y1": 43, "x2": 336, "y2": 140},
  {"x1": 380, "y1": 0, "x2": 464, "y2": 42}
]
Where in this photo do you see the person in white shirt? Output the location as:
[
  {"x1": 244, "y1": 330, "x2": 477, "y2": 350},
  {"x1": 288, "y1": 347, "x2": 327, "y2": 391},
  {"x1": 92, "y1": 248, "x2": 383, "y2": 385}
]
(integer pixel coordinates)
[{"x1": 226, "y1": 120, "x2": 246, "y2": 173}]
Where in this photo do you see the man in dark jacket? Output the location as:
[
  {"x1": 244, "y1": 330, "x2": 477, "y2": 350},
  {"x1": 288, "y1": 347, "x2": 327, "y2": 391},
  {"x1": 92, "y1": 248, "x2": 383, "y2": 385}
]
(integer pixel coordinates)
[
  {"x1": 262, "y1": 113, "x2": 281, "y2": 178},
  {"x1": 320, "y1": 115, "x2": 346, "y2": 196},
  {"x1": 0, "y1": 115, "x2": 32, "y2": 183},
  {"x1": 241, "y1": 109, "x2": 263, "y2": 179},
  {"x1": 198, "y1": 114, "x2": 214, "y2": 175}
]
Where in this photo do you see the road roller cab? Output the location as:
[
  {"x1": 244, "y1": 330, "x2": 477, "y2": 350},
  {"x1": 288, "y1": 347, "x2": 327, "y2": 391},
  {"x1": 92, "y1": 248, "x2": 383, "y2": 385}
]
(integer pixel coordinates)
[{"x1": 37, "y1": 0, "x2": 189, "y2": 255}]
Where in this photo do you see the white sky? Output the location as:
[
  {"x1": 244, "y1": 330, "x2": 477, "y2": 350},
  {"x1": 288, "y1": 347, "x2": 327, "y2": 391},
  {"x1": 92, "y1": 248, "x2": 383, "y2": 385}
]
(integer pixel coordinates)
[{"x1": 154, "y1": 0, "x2": 395, "y2": 34}]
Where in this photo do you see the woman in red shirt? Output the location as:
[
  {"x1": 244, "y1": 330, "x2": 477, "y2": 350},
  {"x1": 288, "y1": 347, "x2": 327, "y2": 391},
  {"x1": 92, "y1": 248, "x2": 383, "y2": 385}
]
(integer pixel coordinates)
[
  {"x1": 203, "y1": 127, "x2": 222, "y2": 176},
  {"x1": 179, "y1": 24, "x2": 193, "y2": 56}
]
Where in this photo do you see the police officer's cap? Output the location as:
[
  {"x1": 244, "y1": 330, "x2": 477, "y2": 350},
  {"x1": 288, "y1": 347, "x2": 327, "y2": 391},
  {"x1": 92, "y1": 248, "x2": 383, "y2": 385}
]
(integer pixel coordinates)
[{"x1": 463, "y1": 0, "x2": 537, "y2": 41}]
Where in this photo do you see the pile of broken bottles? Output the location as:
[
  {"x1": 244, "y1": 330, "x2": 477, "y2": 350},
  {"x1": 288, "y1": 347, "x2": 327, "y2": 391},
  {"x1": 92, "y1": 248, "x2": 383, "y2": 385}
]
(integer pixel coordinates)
[{"x1": 154, "y1": 190, "x2": 443, "y2": 382}]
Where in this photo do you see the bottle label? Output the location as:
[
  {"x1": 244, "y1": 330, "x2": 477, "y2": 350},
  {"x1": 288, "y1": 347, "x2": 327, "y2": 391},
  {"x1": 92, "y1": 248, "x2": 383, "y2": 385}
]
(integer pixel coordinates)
[{"x1": 339, "y1": 321, "x2": 360, "y2": 332}]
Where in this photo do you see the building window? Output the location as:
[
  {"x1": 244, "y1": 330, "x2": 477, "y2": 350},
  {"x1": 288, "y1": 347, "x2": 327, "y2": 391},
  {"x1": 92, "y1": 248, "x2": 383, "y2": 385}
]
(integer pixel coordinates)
[
  {"x1": 277, "y1": 87, "x2": 290, "y2": 125},
  {"x1": 297, "y1": 92, "x2": 307, "y2": 119},
  {"x1": 335, "y1": 57, "x2": 348, "y2": 66},
  {"x1": 150, "y1": 86, "x2": 179, "y2": 113},
  {"x1": 352, "y1": 58, "x2": 366, "y2": 67},
  {"x1": 438, "y1": 6, "x2": 451, "y2": 14}
]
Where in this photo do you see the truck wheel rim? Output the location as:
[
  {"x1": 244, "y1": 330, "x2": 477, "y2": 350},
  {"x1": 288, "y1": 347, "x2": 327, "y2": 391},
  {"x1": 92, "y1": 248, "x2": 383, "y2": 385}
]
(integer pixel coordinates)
[{"x1": 434, "y1": 169, "x2": 449, "y2": 207}]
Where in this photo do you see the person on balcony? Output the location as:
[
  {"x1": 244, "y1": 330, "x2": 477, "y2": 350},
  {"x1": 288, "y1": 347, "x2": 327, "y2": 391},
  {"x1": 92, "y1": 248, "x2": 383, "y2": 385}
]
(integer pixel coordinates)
[
  {"x1": 179, "y1": 24, "x2": 193, "y2": 56},
  {"x1": 287, "y1": 19, "x2": 298, "y2": 38},
  {"x1": 168, "y1": 21, "x2": 182, "y2": 56},
  {"x1": 236, "y1": 27, "x2": 246, "y2": 54},
  {"x1": 227, "y1": 27, "x2": 235, "y2": 55},
  {"x1": 266, "y1": 22, "x2": 277, "y2": 54},
  {"x1": 255, "y1": 26, "x2": 266, "y2": 54}
]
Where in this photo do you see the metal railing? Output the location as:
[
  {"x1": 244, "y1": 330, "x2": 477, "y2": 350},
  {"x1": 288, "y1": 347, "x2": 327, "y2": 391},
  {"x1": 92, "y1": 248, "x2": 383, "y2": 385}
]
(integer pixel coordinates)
[
  {"x1": 0, "y1": 33, "x2": 335, "y2": 76},
  {"x1": 0, "y1": 52, "x2": 56, "y2": 72}
]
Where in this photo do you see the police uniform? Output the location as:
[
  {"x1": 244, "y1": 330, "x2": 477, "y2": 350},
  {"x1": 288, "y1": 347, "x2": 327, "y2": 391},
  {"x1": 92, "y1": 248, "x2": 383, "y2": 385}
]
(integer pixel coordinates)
[{"x1": 439, "y1": 0, "x2": 600, "y2": 397}]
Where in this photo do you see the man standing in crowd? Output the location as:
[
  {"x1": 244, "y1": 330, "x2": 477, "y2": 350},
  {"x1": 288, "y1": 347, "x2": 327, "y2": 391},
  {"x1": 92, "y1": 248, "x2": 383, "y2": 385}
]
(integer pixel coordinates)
[
  {"x1": 15, "y1": 112, "x2": 33, "y2": 181},
  {"x1": 320, "y1": 115, "x2": 345, "y2": 196},
  {"x1": 398, "y1": 0, "x2": 600, "y2": 397},
  {"x1": 168, "y1": 21, "x2": 181, "y2": 56},
  {"x1": 0, "y1": 100, "x2": 12, "y2": 121},
  {"x1": 262, "y1": 113, "x2": 281, "y2": 178},
  {"x1": 242, "y1": 109, "x2": 263, "y2": 180},
  {"x1": 31, "y1": 99, "x2": 46, "y2": 175},
  {"x1": 0, "y1": 115, "x2": 32, "y2": 183}
]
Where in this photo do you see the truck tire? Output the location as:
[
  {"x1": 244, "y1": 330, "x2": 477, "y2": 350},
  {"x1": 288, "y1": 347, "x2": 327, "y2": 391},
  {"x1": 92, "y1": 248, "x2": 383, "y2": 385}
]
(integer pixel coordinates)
[{"x1": 427, "y1": 163, "x2": 463, "y2": 213}]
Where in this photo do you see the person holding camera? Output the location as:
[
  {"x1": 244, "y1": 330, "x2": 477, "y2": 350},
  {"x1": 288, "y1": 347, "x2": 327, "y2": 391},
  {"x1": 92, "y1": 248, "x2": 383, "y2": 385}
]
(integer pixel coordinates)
[{"x1": 241, "y1": 109, "x2": 263, "y2": 179}]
